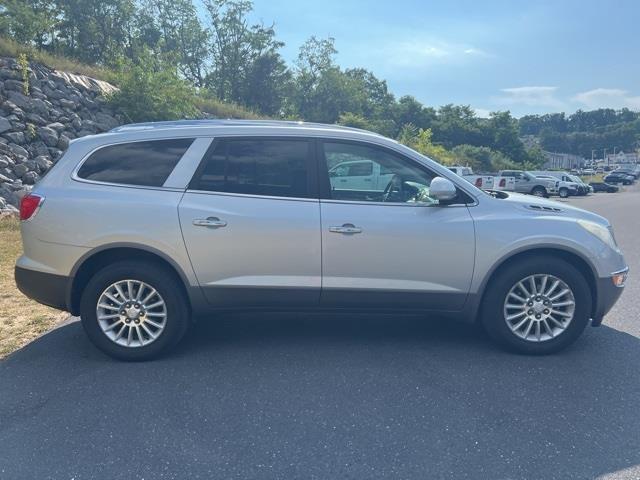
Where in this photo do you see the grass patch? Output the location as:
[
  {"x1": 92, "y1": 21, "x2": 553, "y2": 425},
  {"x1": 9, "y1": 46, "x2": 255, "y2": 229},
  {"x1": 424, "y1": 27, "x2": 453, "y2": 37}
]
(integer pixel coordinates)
[
  {"x1": 0, "y1": 215, "x2": 67, "y2": 358},
  {"x1": 0, "y1": 36, "x2": 116, "y2": 82},
  {"x1": 194, "y1": 95, "x2": 262, "y2": 120}
]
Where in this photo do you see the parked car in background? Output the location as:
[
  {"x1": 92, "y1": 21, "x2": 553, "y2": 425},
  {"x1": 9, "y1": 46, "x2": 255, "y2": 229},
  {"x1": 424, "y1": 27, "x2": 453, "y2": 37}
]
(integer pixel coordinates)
[
  {"x1": 569, "y1": 175, "x2": 592, "y2": 195},
  {"x1": 615, "y1": 165, "x2": 640, "y2": 179},
  {"x1": 492, "y1": 175, "x2": 516, "y2": 192},
  {"x1": 447, "y1": 166, "x2": 495, "y2": 190},
  {"x1": 589, "y1": 182, "x2": 619, "y2": 193},
  {"x1": 535, "y1": 175, "x2": 577, "y2": 198},
  {"x1": 604, "y1": 172, "x2": 635, "y2": 185},
  {"x1": 497, "y1": 170, "x2": 556, "y2": 197},
  {"x1": 582, "y1": 168, "x2": 596, "y2": 175},
  {"x1": 531, "y1": 171, "x2": 589, "y2": 196},
  {"x1": 14, "y1": 120, "x2": 628, "y2": 360}
]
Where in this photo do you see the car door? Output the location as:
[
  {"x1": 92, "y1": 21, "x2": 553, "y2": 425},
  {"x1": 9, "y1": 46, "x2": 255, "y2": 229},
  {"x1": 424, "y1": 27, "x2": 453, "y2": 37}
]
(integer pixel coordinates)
[
  {"x1": 179, "y1": 137, "x2": 321, "y2": 307},
  {"x1": 513, "y1": 172, "x2": 531, "y2": 193},
  {"x1": 318, "y1": 139, "x2": 475, "y2": 311}
]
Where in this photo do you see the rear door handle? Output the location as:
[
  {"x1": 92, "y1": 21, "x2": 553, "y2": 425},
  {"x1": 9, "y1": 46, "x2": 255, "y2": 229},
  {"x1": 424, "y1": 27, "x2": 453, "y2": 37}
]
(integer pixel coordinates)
[
  {"x1": 193, "y1": 217, "x2": 227, "y2": 228},
  {"x1": 329, "y1": 223, "x2": 362, "y2": 234}
]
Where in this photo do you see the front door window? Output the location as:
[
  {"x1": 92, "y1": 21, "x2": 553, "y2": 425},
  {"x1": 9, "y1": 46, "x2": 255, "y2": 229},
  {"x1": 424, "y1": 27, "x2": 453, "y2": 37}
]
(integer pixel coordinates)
[{"x1": 322, "y1": 142, "x2": 439, "y2": 204}]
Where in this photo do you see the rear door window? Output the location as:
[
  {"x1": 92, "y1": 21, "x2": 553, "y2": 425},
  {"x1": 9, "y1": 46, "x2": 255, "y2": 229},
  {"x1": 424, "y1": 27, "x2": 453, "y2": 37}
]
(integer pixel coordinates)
[
  {"x1": 77, "y1": 138, "x2": 194, "y2": 187},
  {"x1": 191, "y1": 138, "x2": 314, "y2": 198}
]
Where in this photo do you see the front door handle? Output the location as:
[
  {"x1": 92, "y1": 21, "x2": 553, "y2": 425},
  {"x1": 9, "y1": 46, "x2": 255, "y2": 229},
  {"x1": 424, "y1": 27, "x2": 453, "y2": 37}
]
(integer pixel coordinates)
[
  {"x1": 329, "y1": 223, "x2": 362, "y2": 234},
  {"x1": 193, "y1": 217, "x2": 227, "y2": 228}
]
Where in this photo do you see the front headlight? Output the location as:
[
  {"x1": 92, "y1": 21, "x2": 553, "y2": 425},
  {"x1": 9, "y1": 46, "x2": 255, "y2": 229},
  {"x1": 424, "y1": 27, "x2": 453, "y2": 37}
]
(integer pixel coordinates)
[{"x1": 577, "y1": 219, "x2": 619, "y2": 251}]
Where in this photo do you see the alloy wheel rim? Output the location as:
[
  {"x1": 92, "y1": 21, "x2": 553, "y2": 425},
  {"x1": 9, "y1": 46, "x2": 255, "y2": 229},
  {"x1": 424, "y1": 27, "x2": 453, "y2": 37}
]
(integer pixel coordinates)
[
  {"x1": 96, "y1": 279, "x2": 167, "y2": 348},
  {"x1": 503, "y1": 274, "x2": 575, "y2": 342}
]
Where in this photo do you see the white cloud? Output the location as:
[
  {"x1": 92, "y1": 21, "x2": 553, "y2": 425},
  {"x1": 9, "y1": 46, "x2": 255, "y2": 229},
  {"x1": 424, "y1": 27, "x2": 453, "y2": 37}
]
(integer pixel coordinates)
[
  {"x1": 382, "y1": 39, "x2": 493, "y2": 67},
  {"x1": 572, "y1": 88, "x2": 640, "y2": 110},
  {"x1": 496, "y1": 86, "x2": 565, "y2": 109},
  {"x1": 463, "y1": 47, "x2": 490, "y2": 57}
]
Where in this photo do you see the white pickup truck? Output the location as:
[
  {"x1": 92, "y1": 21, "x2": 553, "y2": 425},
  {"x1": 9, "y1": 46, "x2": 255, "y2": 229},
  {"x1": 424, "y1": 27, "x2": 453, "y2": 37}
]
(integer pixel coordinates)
[
  {"x1": 492, "y1": 175, "x2": 516, "y2": 192},
  {"x1": 328, "y1": 160, "x2": 394, "y2": 191},
  {"x1": 447, "y1": 166, "x2": 495, "y2": 190}
]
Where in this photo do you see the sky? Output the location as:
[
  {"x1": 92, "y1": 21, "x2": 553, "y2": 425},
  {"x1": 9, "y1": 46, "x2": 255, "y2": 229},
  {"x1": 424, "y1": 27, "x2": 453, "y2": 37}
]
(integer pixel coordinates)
[{"x1": 245, "y1": 0, "x2": 640, "y2": 118}]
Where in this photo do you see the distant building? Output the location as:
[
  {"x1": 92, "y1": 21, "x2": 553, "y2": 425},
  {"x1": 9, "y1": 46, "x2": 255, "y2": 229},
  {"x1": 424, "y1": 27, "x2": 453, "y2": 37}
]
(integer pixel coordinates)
[
  {"x1": 543, "y1": 151, "x2": 586, "y2": 169},
  {"x1": 605, "y1": 151, "x2": 639, "y2": 164}
]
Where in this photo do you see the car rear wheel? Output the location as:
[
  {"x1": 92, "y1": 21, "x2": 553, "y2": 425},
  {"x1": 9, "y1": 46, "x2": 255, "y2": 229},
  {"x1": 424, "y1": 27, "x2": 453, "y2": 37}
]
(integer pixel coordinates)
[
  {"x1": 531, "y1": 186, "x2": 547, "y2": 197},
  {"x1": 80, "y1": 261, "x2": 190, "y2": 361},
  {"x1": 559, "y1": 187, "x2": 569, "y2": 198},
  {"x1": 481, "y1": 256, "x2": 592, "y2": 355}
]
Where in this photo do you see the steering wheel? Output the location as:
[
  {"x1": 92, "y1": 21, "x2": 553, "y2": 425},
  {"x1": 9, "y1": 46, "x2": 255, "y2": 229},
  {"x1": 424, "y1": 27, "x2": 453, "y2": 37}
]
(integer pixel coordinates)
[{"x1": 382, "y1": 175, "x2": 403, "y2": 202}]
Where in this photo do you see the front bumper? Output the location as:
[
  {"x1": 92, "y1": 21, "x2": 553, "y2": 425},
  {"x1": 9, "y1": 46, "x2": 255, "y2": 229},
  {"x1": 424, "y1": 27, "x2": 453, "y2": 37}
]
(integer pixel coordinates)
[
  {"x1": 15, "y1": 266, "x2": 70, "y2": 312},
  {"x1": 591, "y1": 268, "x2": 628, "y2": 326}
]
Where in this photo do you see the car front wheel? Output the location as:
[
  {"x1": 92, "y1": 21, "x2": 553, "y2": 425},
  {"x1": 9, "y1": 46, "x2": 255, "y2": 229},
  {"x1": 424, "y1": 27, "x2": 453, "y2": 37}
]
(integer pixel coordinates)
[
  {"x1": 481, "y1": 256, "x2": 592, "y2": 355},
  {"x1": 80, "y1": 261, "x2": 190, "y2": 361},
  {"x1": 559, "y1": 187, "x2": 569, "y2": 198}
]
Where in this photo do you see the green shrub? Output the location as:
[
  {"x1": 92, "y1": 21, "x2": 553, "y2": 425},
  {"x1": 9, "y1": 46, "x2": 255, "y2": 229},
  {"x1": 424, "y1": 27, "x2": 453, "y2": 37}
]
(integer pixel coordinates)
[
  {"x1": 107, "y1": 54, "x2": 198, "y2": 123},
  {"x1": 17, "y1": 53, "x2": 29, "y2": 94}
]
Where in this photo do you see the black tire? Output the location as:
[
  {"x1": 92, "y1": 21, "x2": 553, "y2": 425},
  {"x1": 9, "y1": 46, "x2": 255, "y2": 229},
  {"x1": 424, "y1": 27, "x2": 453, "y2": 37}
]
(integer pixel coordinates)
[
  {"x1": 559, "y1": 187, "x2": 569, "y2": 198},
  {"x1": 80, "y1": 261, "x2": 190, "y2": 361},
  {"x1": 480, "y1": 256, "x2": 592, "y2": 355},
  {"x1": 531, "y1": 186, "x2": 547, "y2": 197}
]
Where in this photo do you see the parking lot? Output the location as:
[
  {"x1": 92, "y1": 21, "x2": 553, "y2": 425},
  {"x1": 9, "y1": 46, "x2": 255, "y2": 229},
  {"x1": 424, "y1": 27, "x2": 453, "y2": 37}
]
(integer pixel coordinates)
[{"x1": 1, "y1": 184, "x2": 639, "y2": 480}]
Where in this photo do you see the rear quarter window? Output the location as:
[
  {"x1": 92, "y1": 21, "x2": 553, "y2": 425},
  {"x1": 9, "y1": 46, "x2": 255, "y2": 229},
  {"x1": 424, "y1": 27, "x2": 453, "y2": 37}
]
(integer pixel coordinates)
[{"x1": 77, "y1": 138, "x2": 194, "y2": 187}]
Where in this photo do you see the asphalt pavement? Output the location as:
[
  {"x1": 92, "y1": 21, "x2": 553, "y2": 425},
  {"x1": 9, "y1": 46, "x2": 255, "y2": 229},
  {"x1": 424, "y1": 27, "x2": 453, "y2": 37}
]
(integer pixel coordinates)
[{"x1": 1, "y1": 184, "x2": 639, "y2": 479}]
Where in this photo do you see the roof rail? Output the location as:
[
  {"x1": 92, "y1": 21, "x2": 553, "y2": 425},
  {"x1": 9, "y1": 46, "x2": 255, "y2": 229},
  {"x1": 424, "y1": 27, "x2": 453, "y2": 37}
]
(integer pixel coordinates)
[{"x1": 109, "y1": 119, "x2": 382, "y2": 136}]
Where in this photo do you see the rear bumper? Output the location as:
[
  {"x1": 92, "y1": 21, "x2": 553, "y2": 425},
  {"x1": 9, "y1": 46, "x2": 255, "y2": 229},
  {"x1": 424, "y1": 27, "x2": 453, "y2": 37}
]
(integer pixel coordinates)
[
  {"x1": 591, "y1": 268, "x2": 628, "y2": 326},
  {"x1": 14, "y1": 266, "x2": 70, "y2": 312}
]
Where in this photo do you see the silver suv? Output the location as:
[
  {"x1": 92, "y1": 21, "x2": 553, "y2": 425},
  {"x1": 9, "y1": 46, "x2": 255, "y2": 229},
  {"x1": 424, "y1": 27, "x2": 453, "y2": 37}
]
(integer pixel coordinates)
[{"x1": 15, "y1": 120, "x2": 628, "y2": 360}]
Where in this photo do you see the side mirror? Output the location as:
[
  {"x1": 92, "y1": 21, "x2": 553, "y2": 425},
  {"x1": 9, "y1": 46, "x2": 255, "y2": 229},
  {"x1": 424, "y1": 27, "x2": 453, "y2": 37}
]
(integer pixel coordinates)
[{"x1": 430, "y1": 177, "x2": 458, "y2": 202}]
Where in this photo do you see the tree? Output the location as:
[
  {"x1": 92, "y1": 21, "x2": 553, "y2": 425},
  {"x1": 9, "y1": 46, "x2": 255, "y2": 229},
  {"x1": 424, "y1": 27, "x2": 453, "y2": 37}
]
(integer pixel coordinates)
[
  {"x1": 0, "y1": 0, "x2": 58, "y2": 48},
  {"x1": 138, "y1": 0, "x2": 210, "y2": 86},
  {"x1": 431, "y1": 104, "x2": 485, "y2": 149},
  {"x1": 241, "y1": 51, "x2": 291, "y2": 115},
  {"x1": 485, "y1": 111, "x2": 529, "y2": 162},
  {"x1": 397, "y1": 124, "x2": 457, "y2": 165},
  {"x1": 203, "y1": 0, "x2": 286, "y2": 111},
  {"x1": 451, "y1": 144, "x2": 518, "y2": 171},
  {"x1": 290, "y1": 35, "x2": 337, "y2": 119},
  {"x1": 52, "y1": 0, "x2": 140, "y2": 65},
  {"x1": 392, "y1": 95, "x2": 436, "y2": 135}
]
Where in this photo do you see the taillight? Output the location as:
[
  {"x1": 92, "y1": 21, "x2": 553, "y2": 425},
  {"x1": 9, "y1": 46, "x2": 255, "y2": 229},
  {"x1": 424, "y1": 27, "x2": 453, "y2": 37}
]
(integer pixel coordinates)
[
  {"x1": 475, "y1": 178, "x2": 482, "y2": 187},
  {"x1": 19, "y1": 194, "x2": 44, "y2": 221},
  {"x1": 499, "y1": 178, "x2": 506, "y2": 187}
]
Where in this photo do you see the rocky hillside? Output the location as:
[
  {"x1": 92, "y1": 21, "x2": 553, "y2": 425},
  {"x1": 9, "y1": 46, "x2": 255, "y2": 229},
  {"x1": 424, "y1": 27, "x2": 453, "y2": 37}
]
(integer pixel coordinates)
[{"x1": 0, "y1": 57, "x2": 122, "y2": 214}]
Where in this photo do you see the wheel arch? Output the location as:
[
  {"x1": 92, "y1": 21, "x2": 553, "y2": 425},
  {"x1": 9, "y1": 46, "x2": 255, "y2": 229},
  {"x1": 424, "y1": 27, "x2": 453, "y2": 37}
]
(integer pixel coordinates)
[
  {"x1": 67, "y1": 243, "x2": 200, "y2": 316},
  {"x1": 474, "y1": 247, "x2": 598, "y2": 322}
]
